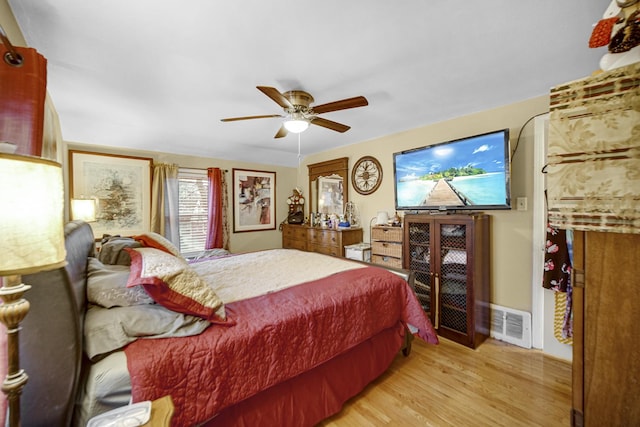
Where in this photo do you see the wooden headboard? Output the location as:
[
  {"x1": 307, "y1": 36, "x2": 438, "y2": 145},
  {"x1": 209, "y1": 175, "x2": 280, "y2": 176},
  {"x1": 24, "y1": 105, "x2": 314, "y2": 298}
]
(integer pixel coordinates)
[{"x1": 21, "y1": 220, "x2": 95, "y2": 426}]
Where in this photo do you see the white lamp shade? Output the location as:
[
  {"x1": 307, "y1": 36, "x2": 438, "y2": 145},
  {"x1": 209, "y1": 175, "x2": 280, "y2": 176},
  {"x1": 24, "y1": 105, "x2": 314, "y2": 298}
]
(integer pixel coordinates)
[
  {"x1": 283, "y1": 119, "x2": 309, "y2": 133},
  {"x1": 71, "y1": 198, "x2": 97, "y2": 222},
  {"x1": 376, "y1": 211, "x2": 389, "y2": 225},
  {"x1": 0, "y1": 153, "x2": 66, "y2": 275}
]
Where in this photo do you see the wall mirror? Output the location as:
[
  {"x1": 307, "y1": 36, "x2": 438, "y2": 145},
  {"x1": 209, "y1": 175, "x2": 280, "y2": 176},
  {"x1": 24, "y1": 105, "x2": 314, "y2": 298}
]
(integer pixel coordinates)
[{"x1": 308, "y1": 157, "x2": 349, "y2": 218}]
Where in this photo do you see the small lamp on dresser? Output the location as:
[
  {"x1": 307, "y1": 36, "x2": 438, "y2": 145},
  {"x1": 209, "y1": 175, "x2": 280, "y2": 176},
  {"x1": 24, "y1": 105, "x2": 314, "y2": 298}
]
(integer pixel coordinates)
[
  {"x1": 0, "y1": 152, "x2": 66, "y2": 427},
  {"x1": 71, "y1": 197, "x2": 97, "y2": 222}
]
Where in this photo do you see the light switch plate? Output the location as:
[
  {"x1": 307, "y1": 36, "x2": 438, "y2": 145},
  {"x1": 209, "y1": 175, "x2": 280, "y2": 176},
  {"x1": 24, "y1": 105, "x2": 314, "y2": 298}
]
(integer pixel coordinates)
[{"x1": 516, "y1": 197, "x2": 527, "y2": 211}]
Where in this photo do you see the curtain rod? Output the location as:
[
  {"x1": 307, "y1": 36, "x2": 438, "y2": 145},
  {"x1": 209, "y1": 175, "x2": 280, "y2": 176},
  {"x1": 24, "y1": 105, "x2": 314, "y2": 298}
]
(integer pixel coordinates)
[
  {"x1": 0, "y1": 24, "x2": 22, "y2": 66},
  {"x1": 180, "y1": 167, "x2": 228, "y2": 173}
]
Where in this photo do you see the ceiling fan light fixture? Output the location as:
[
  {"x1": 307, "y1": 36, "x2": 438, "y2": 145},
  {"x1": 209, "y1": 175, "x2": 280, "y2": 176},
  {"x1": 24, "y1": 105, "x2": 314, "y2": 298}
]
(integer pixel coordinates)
[{"x1": 283, "y1": 118, "x2": 309, "y2": 134}]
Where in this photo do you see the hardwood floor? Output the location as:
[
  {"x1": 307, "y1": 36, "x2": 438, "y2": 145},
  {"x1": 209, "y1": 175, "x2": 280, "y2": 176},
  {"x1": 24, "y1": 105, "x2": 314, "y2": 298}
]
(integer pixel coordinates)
[{"x1": 319, "y1": 338, "x2": 572, "y2": 427}]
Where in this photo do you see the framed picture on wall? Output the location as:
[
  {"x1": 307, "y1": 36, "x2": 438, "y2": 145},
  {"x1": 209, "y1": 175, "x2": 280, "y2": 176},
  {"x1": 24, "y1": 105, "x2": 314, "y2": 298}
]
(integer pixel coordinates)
[
  {"x1": 69, "y1": 150, "x2": 153, "y2": 238},
  {"x1": 232, "y1": 168, "x2": 276, "y2": 232}
]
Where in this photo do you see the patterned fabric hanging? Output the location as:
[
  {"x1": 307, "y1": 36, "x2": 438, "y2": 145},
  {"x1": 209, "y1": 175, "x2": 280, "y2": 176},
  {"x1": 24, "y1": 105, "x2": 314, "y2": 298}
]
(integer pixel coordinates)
[
  {"x1": 543, "y1": 222, "x2": 573, "y2": 341},
  {"x1": 547, "y1": 62, "x2": 640, "y2": 234},
  {"x1": 0, "y1": 42, "x2": 47, "y2": 156},
  {"x1": 543, "y1": 223, "x2": 572, "y2": 292}
]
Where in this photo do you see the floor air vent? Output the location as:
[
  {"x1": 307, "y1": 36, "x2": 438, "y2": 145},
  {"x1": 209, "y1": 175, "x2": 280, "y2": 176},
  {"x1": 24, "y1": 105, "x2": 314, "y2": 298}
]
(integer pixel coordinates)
[{"x1": 490, "y1": 304, "x2": 532, "y2": 349}]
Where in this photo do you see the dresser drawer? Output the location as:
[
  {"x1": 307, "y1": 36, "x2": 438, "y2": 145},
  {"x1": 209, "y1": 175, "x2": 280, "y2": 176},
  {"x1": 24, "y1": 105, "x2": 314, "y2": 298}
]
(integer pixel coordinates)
[
  {"x1": 308, "y1": 243, "x2": 341, "y2": 257},
  {"x1": 371, "y1": 241, "x2": 402, "y2": 258},
  {"x1": 372, "y1": 254, "x2": 403, "y2": 269},
  {"x1": 309, "y1": 228, "x2": 339, "y2": 247},
  {"x1": 283, "y1": 225, "x2": 307, "y2": 240},
  {"x1": 284, "y1": 238, "x2": 307, "y2": 251}
]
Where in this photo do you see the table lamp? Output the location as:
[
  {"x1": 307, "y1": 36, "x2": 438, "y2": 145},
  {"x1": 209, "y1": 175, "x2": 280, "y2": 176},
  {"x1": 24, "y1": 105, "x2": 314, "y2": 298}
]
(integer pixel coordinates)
[
  {"x1": 0, "y1": 152, "x2": 66, "y2": 427},
  {"x1": 71, "y1": 198, "x2": 97, "y2": 222}
]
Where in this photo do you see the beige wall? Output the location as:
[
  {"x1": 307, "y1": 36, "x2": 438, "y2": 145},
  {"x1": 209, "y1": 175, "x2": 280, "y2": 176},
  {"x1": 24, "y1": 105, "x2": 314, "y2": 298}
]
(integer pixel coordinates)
[
  {"x1": 65, "y1": 142, "x2": 297, "y2": 254},
  {"x1": 301, "y1": 95, "x2": 549, "y2": 312}
]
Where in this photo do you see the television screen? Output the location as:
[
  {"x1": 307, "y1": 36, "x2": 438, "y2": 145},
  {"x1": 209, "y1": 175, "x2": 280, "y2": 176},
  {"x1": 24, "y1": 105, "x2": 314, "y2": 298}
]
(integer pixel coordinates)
[{"x1": 393, "y1": 129, "x2": 511, "y2": 211}]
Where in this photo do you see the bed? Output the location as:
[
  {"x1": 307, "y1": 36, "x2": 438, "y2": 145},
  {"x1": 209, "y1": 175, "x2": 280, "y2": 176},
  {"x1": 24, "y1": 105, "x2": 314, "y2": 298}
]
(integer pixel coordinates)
[{"x1": 18, "y1": 220, "x2": 438, "y2": 426}]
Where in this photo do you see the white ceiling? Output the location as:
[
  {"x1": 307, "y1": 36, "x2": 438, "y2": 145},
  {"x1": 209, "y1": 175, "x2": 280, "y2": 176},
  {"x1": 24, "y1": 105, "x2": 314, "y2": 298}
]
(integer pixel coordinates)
[{"x1": 9, "y1": 1, "x2": 606, "y2": 167}]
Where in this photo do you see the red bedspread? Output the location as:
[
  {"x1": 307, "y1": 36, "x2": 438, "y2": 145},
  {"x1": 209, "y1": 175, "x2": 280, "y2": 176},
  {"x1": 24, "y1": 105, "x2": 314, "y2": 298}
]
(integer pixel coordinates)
[{"x1": 125, "y1": 265, "x2": 438, "y2": 426}]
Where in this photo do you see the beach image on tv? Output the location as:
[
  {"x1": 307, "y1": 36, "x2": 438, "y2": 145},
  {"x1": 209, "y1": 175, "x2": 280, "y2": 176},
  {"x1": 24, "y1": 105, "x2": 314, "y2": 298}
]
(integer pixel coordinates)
[{"x1": 394, "y1": 131, "x2": 509, "y2": 208}]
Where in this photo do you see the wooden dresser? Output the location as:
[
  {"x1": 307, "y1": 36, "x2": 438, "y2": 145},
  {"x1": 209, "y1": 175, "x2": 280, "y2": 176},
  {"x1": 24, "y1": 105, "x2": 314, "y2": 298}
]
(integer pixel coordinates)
[{"x1": 281, "y1": 224, "x2": 363, "y2": 257}]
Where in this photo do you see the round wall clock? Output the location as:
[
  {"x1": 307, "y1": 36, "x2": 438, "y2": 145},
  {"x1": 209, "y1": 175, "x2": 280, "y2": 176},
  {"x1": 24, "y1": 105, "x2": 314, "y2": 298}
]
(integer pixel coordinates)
[{"x1": 351, "y1": 156, "x2": 382, "y2": 195}]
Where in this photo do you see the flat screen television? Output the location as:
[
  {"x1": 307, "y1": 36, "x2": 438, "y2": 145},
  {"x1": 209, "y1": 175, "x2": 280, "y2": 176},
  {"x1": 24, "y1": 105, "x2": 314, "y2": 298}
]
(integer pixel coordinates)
[{"x1": 393, "y1": 129, "x2": 511, "y2": 212}]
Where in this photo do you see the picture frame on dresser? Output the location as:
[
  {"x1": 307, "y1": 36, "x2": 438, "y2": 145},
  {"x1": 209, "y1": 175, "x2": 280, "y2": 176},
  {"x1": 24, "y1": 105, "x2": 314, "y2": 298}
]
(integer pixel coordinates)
[
  {"x1": 232, "y1": 168, "x2": 276, "y2": 232},
  {"x1": 69, "y1": 150, "x2": 152, "y2": 238}
]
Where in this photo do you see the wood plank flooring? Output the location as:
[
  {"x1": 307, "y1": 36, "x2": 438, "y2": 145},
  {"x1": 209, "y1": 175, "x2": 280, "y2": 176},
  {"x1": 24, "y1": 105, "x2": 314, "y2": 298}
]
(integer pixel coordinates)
[{"x1": 319, "y1": 338, "x2": 572, "y2": 427}]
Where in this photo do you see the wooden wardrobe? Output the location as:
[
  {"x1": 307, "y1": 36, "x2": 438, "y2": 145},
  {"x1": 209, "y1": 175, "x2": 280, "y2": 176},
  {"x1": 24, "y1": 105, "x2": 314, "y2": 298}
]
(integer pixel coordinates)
[{"x1": 571, "y1": 231, "x2": 640, "y2": 426}]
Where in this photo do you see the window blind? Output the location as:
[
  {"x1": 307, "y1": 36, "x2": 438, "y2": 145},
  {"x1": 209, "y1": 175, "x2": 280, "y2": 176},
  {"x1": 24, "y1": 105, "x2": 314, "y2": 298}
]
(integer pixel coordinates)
[{"x1": 178, "y1": 168, "x2": 209, "y2": 253}]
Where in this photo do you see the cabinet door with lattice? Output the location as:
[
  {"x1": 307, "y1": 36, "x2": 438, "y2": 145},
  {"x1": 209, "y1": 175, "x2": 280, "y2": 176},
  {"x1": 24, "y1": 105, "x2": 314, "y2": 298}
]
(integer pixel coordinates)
[
  {"x1": 405, "y1": 221, "x2": 433, "y2": 318},
  {"x1": 437, "y1": 223, "x2": 470, "y2": 338}
]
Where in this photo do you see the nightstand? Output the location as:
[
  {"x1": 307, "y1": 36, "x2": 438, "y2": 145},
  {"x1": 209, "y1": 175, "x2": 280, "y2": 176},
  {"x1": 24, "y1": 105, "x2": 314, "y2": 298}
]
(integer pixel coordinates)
[
  {"x1": 145, "y1": 395, "x2": 174, "y2": 426},
  {"x1": 87, "y1": 396, "x2": 174, "y2": 427}
]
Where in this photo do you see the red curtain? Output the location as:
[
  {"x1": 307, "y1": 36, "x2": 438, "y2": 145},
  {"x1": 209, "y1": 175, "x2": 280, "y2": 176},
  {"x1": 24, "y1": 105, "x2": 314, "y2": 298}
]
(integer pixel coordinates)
[
  {"x1": 206, "y1": 168, "x2": 223, "y2": 249},
  {"x1": 0, "y1": 45, "x2": 47, "y2": 156}
]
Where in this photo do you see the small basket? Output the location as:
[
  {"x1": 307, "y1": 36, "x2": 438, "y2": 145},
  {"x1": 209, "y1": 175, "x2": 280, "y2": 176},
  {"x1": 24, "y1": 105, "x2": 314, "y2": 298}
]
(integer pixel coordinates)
[
  {"x1": 372, "y1": 226, "x2": 403, "y2": 242},
  {"x1": 372, "y1": 241, "x2": 402, "y2": 258},
  {"x1": 372, "y1": 254, "x2": 402, "y2": 269}
]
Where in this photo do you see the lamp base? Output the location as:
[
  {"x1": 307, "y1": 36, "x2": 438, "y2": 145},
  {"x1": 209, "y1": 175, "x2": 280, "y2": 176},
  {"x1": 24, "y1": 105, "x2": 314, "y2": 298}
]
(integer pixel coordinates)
[{"x1": 0, "y1": 275, "x2": 31, "y2": 427}]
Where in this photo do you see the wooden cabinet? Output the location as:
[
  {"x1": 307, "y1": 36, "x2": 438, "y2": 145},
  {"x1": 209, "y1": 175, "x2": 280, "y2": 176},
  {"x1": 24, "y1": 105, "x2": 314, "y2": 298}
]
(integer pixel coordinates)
[
  {"x1": 403, "y1": 213, "x2": 489, "y2": 348},
  {"x1": 571, "y1": 231, "x2": 640, "y2": 427},
  {"x1": 371, "y1": 225, "x2": 403, "y2": 269},
  {"x1": 281, "y1": 224, "x2": 363, "y2": 258}
]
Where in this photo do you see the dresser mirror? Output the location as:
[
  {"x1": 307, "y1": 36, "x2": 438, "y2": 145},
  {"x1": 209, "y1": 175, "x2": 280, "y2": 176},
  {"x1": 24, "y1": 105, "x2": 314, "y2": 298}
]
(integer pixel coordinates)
[
  {"x1": 315, "y1": 175, "x2": 344, "y2": 216},
  {"x1": 308, "y1": 157, "x2": 349, "y2": 219}
]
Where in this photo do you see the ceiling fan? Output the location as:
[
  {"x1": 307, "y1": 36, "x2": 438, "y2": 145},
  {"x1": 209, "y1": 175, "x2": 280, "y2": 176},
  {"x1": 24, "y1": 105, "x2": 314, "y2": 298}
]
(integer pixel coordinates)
[{"x1": 221, "y1": 86, "x2": 368, "y2": 138}]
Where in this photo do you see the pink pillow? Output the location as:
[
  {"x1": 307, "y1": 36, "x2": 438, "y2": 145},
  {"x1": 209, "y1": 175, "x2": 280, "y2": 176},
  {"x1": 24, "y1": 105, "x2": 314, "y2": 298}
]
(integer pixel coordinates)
[
  {"x1": 133, "y1": 232, "x2": 181, "y2": 257},
  {"x1": 126, "y1": 248, "x2": 230, "y2": 324}
]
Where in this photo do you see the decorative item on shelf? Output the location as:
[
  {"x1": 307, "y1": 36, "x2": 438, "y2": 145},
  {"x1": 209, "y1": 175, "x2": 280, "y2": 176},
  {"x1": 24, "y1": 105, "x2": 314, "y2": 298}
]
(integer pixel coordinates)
[
  {"x1": 320, "y1": 213, "x2": 329, "y2": 229},
  {"x1": 391, "y1": 211, "x2": 402, "y2": 227},
  {"x1": 286, "y1": 188, "x2": 305, "y2": 225},
  {"x1": 286, "y1": 187, "x2": 305, "y2": 212},
  {"x1": 338, "y1": 213, "x2": 351, "y2": 229},
  {"x1": 343, "y1": 201, "x2": 360, "y2": 228},
  {"x1": 590, "y1": 0, "x2": 640, "y2": 71},
  {"x1": 352, "y1": 156, "x2": 382, "y2": 195},
  {"x1": 0, "y1": 153, "x2": 66, "y2": 427},
  {"x1": 375, "y1": 211, "x2": 389, "y2": 225}
]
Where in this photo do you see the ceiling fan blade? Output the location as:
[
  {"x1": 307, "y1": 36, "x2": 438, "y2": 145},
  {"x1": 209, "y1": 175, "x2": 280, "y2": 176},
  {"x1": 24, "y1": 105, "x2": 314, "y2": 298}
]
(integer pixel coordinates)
[
  {"x1": 274, "y1": 125, "x2": 288, "y2": 139},
  {"x1": 257, "y1": 86, "x2": 293, "y2": 109},
  {"x1": 221, "y1": 114, "x2": 282, "y2": 122},
  {"x1": 311, "y1": 96, "x2": 368, "y2": 114},
  {"x1": 311, "y1": 117, "x2": 350, "y2": 133}
]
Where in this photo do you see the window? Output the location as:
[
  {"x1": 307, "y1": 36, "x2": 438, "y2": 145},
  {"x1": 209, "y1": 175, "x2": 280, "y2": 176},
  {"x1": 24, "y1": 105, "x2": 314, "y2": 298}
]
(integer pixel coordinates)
[{"x1": 178, "y1": 168, "x2": 209, "y2": 253}]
